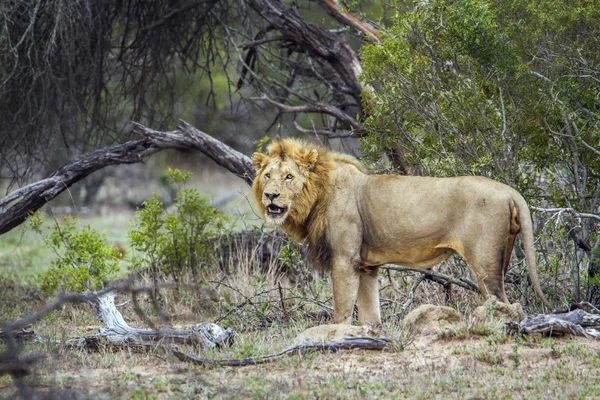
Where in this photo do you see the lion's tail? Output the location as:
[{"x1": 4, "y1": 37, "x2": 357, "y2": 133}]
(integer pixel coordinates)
[{"x1": 513, "y1": 195, "x2": 552, "y2": 310}]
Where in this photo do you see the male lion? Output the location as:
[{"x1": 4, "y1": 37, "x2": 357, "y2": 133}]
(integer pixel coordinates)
[{"x1": 251, "y1": 139, "x2": 550, "y2": 327}]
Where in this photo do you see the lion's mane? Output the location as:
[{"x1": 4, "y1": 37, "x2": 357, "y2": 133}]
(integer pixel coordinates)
[{"x1": 252, "y1": 139, "x2": 364, "y2": 270}]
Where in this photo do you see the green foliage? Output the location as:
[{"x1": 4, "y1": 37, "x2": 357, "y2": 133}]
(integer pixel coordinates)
[
  {"x1": 279, "y1": 240, "x2": 303, "y2": 271},
  {"x1": 254, "y1": 135, "x2": 271, "y2": 153},
  {"x1": 512, "y1": 343, "x2": 521, "y2": 367},
  {"x1": 27, "y1": 169, "x2": 229, "y2": 293},
  {"x1": 27, "y1": 213, "x2": 121, "y2": 293},
  {"x1": 360, "y1": 0, "x2": 600, "y2": 204},
  {"x1": 128, "y1": 168, "x2": 229, "y2": 282}
]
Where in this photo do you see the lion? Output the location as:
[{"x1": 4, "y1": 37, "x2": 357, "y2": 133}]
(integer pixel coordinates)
[{"x1": 251, "y1": 138, "x2": 550, "y2": 327}]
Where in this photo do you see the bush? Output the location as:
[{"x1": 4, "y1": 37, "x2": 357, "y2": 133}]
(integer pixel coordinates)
[
  {"x1": 128, "y1": 168, "x2": 229, "y2": 285},
  {"x1": 29, "y1": 168, "x2": 229, "y2": 293},
  {"x1": 27, "y1": 213, "x2": 121, "y2": 293}
]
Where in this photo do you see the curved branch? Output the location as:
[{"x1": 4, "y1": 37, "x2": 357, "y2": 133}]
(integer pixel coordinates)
[
  {"x1": 173, "y1": 336, "x2": 391, "y2": 366},
  {"x1": 0, "y1": 122, "x2": 254, "y2": 236},
  {"x1": 532, "y1": 206, "x2": 600, "y2": 223},
  {"x1": 581, "y1": 140, "x2": 600, "y2": 157},
  {"x1": 131, "y1": 121, "x2": 255, "y2": 185},
  {"x1": 0, "y1": 140, "x2": 161, "y2": 235},
  {"x1": 244, "y1": 0, "x2": 364, "y2": 106},
  {"x1": 251, "y1": 96, "x2": 365, "y2": 132}
]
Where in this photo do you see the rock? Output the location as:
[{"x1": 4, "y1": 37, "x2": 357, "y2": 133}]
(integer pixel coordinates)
[
  {"x1": 473, "y1": 296, "x2": 525, "y2": 324},
  {"x1": 295, "y1": 324, "x2": 378, "y2": 343},
  {"x1": 403, "y1": 304, "x2": 462, "y2": 334}
]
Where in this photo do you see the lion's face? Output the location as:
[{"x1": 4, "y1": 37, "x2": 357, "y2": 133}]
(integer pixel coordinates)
[
  {"x1": 251, "y1": 144, "x2": 319, "y2": 226},
  {"x1": 254, "y1": 157, "x2": 309, "y2": 225}
]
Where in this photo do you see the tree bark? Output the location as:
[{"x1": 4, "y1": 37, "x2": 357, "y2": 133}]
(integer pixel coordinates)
[
  {"x1": 244, "y1": 0, "x2": 364, "y2": 123},
  {"x1": 0, "y1": 291, "x2": 236, "y2": 352},
  {"x1": 0, "y1": 121, "x2": 254, "y2": 236},
  {"x1": 506, "y1": 309, "x2": 600, "y2": 339}
]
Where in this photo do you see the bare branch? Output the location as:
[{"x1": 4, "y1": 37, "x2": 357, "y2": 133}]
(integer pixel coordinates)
[
  {"x1": 173, "y1": 336, "x2": 391, "y2": 366},
  {"x1": 244, "y1": 0, "x2": 365, "y2": 108},
  {"x1": 132, "y1": 121, "x2": 255, "y2": 184},
  {"x1": 380, "y1": 264, "x2": 480, "y2": 293},
  {"x1": 532, "y1": 206, "x2": 600, "y2": 223},
  {"x1": 318, "y1": 0, "x2": 380, "y2": 43},
  {"x1": 0, "y1": 122, "x2": 255, "y2": 235},
  {"x1": 251, "y1": 96, "x2": 365, "y2": 132},
  {"x1": 507, "y1": 309, "x2": 600, "y2": 339},
  {"x1": 293, "y1": 121, "x2": 356, "y2": 139},
  {"x1": 581, "y1": 140, "x2": 600, "y2": 157}
]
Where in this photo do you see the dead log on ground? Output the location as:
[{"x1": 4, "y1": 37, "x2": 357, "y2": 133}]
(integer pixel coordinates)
[
  {"x1": 1, "y1": 291, "x2": 236, "y2": 353},
  {"x1": 173, "y1": 336, "x2": 391, "y2": 367},
  {"x1": 90, "y1": 291, "x2": 236, "y2": 348},
  {"x1": 506, "y1": 309, "x2": 600, "y2": 339}
]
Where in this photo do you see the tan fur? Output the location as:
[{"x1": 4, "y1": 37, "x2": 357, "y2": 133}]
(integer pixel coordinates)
[{"x1": 252, "y1": 139, "x2": 551, "y2": 327}]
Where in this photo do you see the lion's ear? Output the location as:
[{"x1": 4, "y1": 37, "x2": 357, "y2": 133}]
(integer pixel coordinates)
[
  {"x1": 304, "y1": 149, "x2": 319, "y2": 171},
  {"x1": 251, "y1": 153, "x2": 268, "y2": 172}
]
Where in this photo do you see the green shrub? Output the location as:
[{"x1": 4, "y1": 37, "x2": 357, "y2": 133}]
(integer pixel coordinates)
[
  {"x1": 27, "y1": 213, "x2": 121, "y2": 293},
  {"x1": 128, "y1": 168, "x2": 229, "y2": 284},
  {"x1": 28, "y1": 168, "x2": 229, "y2": 293}
]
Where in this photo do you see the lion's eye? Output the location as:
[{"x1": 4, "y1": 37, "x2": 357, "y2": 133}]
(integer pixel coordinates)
[
  {"x1": 285, "y1": 174, "x2": 293, "y2": 180},
  {"x1": 265, "y1": 173, "x2": 270, "y2": 180}
]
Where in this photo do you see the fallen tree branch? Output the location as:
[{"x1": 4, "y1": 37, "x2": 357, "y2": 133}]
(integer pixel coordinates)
[
  {"x1": 506, "y1": 309, "x2": 600, "y2": 339},
  {"x1": 380, "y1": 265, "x2": 480, "y2": 293},
  {"x1": 1, "y1": 285, "x2": 235, "y2": 350},
  {"x1": 173, "y1": 336, "x2": 391, "y2": 366},
  {"x1": 0, "y1": 122, "x2": 254, "y2": 236},
  {"x1": 0, "y1": 279, "x2": 236, "y2": 381},
  {"x1": 90, "y1": 291, "x2": 235, "y2": 348}
]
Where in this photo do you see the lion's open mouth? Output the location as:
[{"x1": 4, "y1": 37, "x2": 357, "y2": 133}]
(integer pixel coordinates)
[{"x1": 266, "y1": 204, "x2": 287, "y2": 217}]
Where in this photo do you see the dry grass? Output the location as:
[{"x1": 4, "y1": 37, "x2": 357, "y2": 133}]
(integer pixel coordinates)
[{"x1": 4, "y1": 263, "x2": 600, "y2": 400}]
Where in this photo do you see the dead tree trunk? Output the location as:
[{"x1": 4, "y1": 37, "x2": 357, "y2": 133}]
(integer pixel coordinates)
[
  {"x1": 90, "y1": 291, "x2": 236, "y2": 348},
  {"x1": 1, "y1": 290, "x2": 237, "y2": 353}
]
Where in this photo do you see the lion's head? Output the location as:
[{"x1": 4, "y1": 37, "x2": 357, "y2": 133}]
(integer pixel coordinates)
[
  {"x1": 251, "y1": 139, "x2": 366, "y2": 270},
  {"x1": 251, "y1": 139, "x2": 332, "y2": 237}
]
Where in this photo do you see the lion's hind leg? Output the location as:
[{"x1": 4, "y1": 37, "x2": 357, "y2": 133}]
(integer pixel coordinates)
[{"x1": 464, "y1": 241, "x2": 510, "y2": 304}]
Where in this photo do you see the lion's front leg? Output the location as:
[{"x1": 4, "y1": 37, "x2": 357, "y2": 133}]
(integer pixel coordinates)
[
  {"x1": 331, "y1": 262, "x2": 360, "y2": 324},
  {"x1": 357, "y1": 266, "x2": 381, "y2": 327}
]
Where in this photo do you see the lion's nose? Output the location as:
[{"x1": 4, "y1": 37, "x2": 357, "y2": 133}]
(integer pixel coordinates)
[{"x1": 265, "y1": 193, "x2": 279, "y2": 201}]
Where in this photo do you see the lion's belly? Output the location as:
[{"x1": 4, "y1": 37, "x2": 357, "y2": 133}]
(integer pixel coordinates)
[{"x1": 360, "y1": 244, "x2": 454, "y2": 269}]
